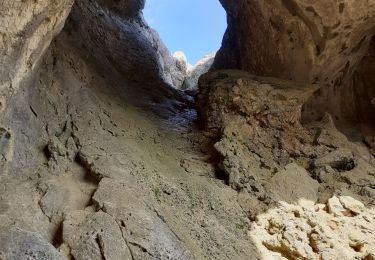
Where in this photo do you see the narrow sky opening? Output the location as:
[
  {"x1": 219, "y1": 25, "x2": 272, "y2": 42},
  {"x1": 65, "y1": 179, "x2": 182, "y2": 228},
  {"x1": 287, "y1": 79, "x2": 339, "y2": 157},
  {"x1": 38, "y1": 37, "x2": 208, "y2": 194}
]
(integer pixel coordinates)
[{"x1": 144, "y1": 0, "x2": 227, "y2": 65}]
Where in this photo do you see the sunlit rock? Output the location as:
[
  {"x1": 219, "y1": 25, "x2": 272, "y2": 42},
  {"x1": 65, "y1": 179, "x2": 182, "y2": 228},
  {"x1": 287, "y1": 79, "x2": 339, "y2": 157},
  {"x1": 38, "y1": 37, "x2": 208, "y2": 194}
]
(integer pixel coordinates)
[{"x1": 216, "y1": 0, "x2": 375, "y2": 127}]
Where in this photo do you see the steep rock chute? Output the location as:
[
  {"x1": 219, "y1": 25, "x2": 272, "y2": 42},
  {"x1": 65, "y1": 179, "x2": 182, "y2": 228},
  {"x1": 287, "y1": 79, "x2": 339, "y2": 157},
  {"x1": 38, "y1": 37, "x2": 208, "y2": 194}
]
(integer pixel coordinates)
[{"x1": 1, "y1": 0, "x2": 375, "y2": 259}]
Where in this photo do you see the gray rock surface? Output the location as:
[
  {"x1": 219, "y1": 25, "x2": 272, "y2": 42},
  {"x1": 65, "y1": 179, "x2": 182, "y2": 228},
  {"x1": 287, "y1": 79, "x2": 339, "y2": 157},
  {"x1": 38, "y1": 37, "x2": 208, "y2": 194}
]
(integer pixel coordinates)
[
  {"x1": 1, "y1": 1, "x2": 375, "y2": 259},
  {"x1": 0, "y1": 227, "x2": 62, "y2": 260},
  {"x1": 0, "y1": 34, "x2": 258, "y2": 259},
  {"x1": 182, "y1": 53, "x2": 215, "y2": 91},
  {"x1": 65, "y1": 0, "x2": 185, "y2": 89},
  {"x1": 0, "y1": 0, "x2": 74, "y2": 92},
  {"x1": 92, "y1": 178, "x2": 192, "y2": 260},
  {"x1": 313, "y1": 148, "x2": 355, "y2": 171},
  {"x1": 64, "y1": 210, "x2": 133, "y2": 260}
]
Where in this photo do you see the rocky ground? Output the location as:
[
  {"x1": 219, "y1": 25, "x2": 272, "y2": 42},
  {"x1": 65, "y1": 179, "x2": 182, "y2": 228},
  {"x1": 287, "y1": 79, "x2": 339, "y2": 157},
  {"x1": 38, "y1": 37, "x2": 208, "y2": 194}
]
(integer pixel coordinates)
[
  {"x1": 198, "y1": 70, "x2": 375, "y2": 259},
  {"x1": 1, "y1": 31, "x2": 375, "y2": 259},
  {"x1": 1, "y1": 0, "x2": 375, "y2": 259}
]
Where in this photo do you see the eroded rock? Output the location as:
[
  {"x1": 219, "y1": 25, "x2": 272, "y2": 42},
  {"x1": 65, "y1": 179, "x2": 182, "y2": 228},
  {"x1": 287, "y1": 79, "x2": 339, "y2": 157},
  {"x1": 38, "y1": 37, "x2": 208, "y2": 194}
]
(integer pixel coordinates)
[
  {"x1": 0, "y1": 227, "x2": 62, "y2": 260},
  {"x1": 182, "y1": 53, "x2": 215, "y2": 91},
  {"x1": 63, "y1": 210, "x2": 133, "y2": 260},
  {"x1": 215, "y1": 0, "x2": 375, "y2": 127},
  {"x1": 251, "y1": 196, "x2": 375, "y2": 259},
  {"x1": 313, "y1": 148, "x2": 355, "y2": 171},
  {"x1": 198, "y1": 69, "x2": 375, "y2": 217},
  {"x1": 0, "y1": 0, "x2": 74, "y2": 92},
  {"x1": 198, "y1": 70, "x2": 318, "y2": 174},
  {"x1": 1, "y1": 1, "x2": 375, "y2": 260},
  {"x1": 266, "y1": 163, "x2": 320, "y2": 203},
  {"x1": 65, "y1": 0, "x2": 185, "y2": 90},
  {"x1": 91, "y1": 178, "x2": 193, "y2": 259}
]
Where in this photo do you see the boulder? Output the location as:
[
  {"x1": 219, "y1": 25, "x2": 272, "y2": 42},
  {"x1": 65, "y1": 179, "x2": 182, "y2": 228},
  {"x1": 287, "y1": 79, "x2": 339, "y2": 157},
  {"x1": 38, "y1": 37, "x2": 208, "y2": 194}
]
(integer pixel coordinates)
[
  {"x1": 266, "y1": 163, "x2": 320, "y2": 203},
  {"x1": 313, "y1": 148, "x2": 355, "y2": 171},
  {"x1": 327, "y1": 196, "x2": 349, "y2": 217},
  {"x1": 198, "y1": 70, "x2": 318, "y2": 171}
]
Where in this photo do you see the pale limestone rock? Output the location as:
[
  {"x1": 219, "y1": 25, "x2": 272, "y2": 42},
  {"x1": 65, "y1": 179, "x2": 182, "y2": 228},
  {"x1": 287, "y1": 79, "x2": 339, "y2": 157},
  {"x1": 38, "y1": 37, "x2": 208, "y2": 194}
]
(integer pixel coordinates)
[
  {"x1": 0, "y1": 0, "x2": 74, "y2": 92},
  {"x1": 216, "y1": 0, "x2": 375, "y2": 127},
  {"x1": 327, "y1": 196, "x2": 348, "y2": 217},
  {"x1": 339, "y1": 195, "x2": 365, "y2": 214},
  {"x1": 182, "y1": 53, "x2": 215, "y2": 91},
  {"x1": 173, "y1": 51, "x2": 188, "y2": 74},
  {"x1": 251, "y1": 196, "x2": 375, "y2": 259}
]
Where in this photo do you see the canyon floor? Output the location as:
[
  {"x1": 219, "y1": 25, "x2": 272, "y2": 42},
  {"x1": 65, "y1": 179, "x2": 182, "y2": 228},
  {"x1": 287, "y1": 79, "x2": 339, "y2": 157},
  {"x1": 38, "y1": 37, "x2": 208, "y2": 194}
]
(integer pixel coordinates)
[{"x1": 0, "y1": 33, "x2": 260, "y2": 259}]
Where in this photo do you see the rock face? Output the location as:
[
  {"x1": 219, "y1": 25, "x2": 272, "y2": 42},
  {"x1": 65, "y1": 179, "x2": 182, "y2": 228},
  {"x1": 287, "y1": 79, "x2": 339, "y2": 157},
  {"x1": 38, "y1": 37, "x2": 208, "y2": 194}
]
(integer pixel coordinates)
[
  {"x1": 266, "y1": 163, "x2": 320, "y2": 203},
  {"x1": 198, "y1": 69, "x2": 375, "y2": 210},
  {"x1": 198, "y1": 69, "x2": 375, "y2": 258},
  {"x1": 168, "y1": 52, "x2": 216, "y2": 91},
  {"x1": 0, "y1": 16, "x2": 256, "y2": 258},
  {"x1": 0, "y1": 0, "x2": 74, "y2": 107},
  {"x1": 0, "y1": 0, "x2": 75, "y2": 178},
  {"x1": 65, "y1": 0, "x2": 185, "y2": 89},
  {"x1": 182, "y1": 53, "x2": 215, "y2": 91},
  {"x1": 168, "y1": 51, "x2": 189, "y2": 89},
  {"x1": 215, "y1": 0, "x2": 375, "y2": 127},
  {"x1": 1, "y1": 0, "x2": 375, "y2": 259},
  {"x1": 0, "y1": 227, "x2": 63, "y2": 260},
  {"x1": 198, "y1": 70, "x2": 318, "y2": 174}
]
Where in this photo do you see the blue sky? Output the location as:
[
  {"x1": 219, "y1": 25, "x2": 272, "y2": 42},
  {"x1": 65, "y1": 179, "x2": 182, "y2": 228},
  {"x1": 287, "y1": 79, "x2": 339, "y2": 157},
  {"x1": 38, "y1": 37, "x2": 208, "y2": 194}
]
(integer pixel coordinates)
[{"x1": 144, "y1": 0, "x2": 227, "y2": 65}]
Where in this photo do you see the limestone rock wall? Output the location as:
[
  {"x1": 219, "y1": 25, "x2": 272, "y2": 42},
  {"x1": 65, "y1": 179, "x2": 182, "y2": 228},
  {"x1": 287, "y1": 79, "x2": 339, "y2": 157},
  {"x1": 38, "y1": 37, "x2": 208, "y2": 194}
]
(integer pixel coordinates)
[
  {"x1": 0, "y1": 0, "x2": 74, "y2": 92},
  {"x1": 215, "y1": 0, "x2": 375, "y2": 127},
  {"x1": 65, "y1": 0, "x2": 185, "y2": 88},
  {"x1": 0, "y1": 0, "x2": 75, "y2": 177},
  {"x1": 198, "y1": 69, "x2": 375, "y2": 225},
  {"x1": 0, "y1": 0, "x2": 190, "y2": 177},
  {"x1": 0, "y1": 0, "x2": 186, "y2": 110},
  {"x1": 183, "y1": 53, "x2": 215, "y2": 91},
  {"x1": 347, "y1": 37, "x2": 375, "y2": 128}
]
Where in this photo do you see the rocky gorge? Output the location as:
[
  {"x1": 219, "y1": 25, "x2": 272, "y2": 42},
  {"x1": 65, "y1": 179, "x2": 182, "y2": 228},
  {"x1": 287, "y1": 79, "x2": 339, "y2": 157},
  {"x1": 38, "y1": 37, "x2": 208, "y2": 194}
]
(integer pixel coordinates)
[{"x1": 0, "y1": 0, "x2": 375, "y2": 259}]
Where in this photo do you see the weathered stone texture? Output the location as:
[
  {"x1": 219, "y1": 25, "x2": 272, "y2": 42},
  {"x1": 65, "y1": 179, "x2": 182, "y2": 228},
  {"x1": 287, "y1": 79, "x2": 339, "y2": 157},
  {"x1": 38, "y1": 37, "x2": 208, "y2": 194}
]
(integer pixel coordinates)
[
  {"x1": 65, "y1": 0, "x2": 185, "y2": 89},
  {"x1": 215, "y1": 0, "x2": 375, "y2": 125},
  {"x1": 0, "y1": 0, "x2": 74, "y2": 91}
]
